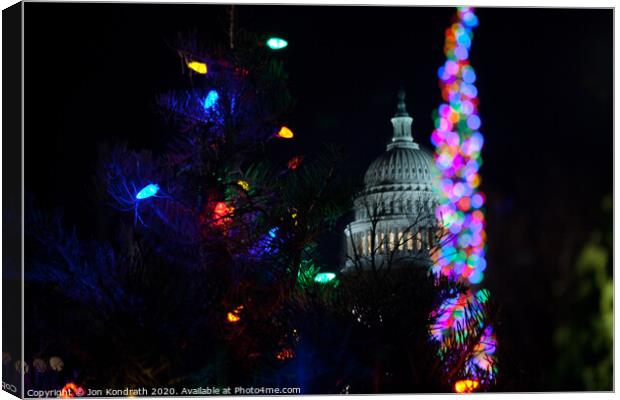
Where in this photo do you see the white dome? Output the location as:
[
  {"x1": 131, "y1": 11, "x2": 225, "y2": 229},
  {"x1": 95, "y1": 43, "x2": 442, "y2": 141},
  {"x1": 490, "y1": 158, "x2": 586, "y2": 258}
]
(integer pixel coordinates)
[
  {"x1": 364, "y1": 146, "x2": 435, "y2": 191},
  {"x1": 343, "y1": 89, "x2": 439, "y2": 272}
]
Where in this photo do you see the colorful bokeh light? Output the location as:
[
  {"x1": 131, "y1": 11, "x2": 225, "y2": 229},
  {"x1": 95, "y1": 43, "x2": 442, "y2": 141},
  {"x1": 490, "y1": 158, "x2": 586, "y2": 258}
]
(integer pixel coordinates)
[
  {"x1": 430, "y1": 291, "x2": 477, "y2": 343},
  {"x1": 430, "y1": 7, "x2": 487, "y2": 285},
  {"x1": 429, "y1": 289, "x2": 498, "y2": 382},
  {"x1": 465, "y1": 325, "x2": 498, "y2": 378},
  {"x1": 430, "y1": 8, "x2": 498, "y2": 387}
]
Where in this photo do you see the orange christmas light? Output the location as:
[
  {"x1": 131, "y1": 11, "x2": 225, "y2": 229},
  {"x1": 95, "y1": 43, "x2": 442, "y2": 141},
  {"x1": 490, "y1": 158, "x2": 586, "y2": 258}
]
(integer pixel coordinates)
[
  {"x1": 454, "y1": 379, "x2": 479, "y2": 393},
  {"x1": 60, "y1": 383, "x2": 84, "y2": 398},
  {"x1": 227, "y1": 305, "x2": 244, "y2": 323}
]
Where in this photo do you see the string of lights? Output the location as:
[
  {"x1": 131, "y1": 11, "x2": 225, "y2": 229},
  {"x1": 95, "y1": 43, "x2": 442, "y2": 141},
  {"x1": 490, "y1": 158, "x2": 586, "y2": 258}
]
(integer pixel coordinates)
[
  {"x1": 429, "y1": 8, "x2": 498, "y2": 390},
  {"x1": 430, "y1": 7, "x2": 486, "y2": 285}
]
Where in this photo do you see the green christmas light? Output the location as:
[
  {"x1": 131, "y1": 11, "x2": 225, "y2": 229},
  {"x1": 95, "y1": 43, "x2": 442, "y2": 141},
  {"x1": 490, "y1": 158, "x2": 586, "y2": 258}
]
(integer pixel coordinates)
[
  {"x1": 314, "y1": 272, "x2": 336, "y2": 284},
  {"x1": 266, "y1": 37, "x2": 288, "y2": 50}
]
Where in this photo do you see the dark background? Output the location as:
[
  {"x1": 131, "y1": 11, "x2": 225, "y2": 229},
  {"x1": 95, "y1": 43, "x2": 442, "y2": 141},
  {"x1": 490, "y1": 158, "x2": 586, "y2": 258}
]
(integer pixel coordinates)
[{"x1": 24, "y1": 3, "x2": 613, "y2": 391}]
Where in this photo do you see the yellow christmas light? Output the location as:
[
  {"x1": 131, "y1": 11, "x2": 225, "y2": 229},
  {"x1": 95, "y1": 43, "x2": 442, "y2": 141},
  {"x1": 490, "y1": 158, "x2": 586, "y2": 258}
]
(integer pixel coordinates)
[
  {"x1": 187, "y1": 60, "x2": 207, "y2": 74},
  {"x1": 277, "y1": 126, "x2": 294, "y2": 139},
  {"x1": 237, "y1": 180, "x2": 250, "y2": 191}
]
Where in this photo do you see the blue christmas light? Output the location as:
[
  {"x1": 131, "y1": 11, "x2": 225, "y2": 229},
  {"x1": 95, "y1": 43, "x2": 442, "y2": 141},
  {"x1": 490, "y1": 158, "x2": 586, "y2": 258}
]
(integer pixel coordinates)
[
  {"x1": 247, "y1": 228, "x2": 280, "y2": 259},
  {"x1": 203, "y1": 90, "x2": 219, "y2": 110},
  {"x1": 136, "y1": 183, "x2": 159, "y2": 200}
]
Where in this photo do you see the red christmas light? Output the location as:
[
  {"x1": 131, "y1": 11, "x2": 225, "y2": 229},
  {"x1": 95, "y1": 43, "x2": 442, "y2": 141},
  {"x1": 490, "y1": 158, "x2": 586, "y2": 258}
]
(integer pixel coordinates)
[
  {"x1": 275, "y1": 348, "x2": 295, "y2": 361},
  {"x1": 213, "y1": 201, "x2": 234, "y2": 226},
  {"x1": 287, "y1": 155, "x2": 304, "y2": 170}
]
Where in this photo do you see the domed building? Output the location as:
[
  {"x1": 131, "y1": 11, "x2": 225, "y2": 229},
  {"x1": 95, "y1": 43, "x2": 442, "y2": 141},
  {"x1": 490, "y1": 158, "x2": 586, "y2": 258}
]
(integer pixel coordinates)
[{"x1": 343, "y1": 89, "x2": 440, "y2": 271}]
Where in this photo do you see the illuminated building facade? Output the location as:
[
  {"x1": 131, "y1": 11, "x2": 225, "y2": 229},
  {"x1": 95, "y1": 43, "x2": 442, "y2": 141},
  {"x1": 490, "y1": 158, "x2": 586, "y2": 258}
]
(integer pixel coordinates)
[{"x1": 343, "y1": 89, "x2": 439, "y2": 271}]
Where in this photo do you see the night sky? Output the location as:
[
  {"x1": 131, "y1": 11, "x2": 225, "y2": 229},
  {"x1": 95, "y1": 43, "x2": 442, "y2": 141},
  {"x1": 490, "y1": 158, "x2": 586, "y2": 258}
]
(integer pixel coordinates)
[{"x1": 25, "y1": 3, "x2": 612, "y2": 390}]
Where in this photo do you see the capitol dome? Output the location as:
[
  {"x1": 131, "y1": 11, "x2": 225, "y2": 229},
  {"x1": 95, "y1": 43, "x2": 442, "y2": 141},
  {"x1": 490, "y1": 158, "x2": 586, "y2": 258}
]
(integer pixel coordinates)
[
  {"x1": 343, "y1": 89, "x2": 440, "y2": 272},
  {"x1": 364, "y1": 146, "x2": 435, "y2": 190}
]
